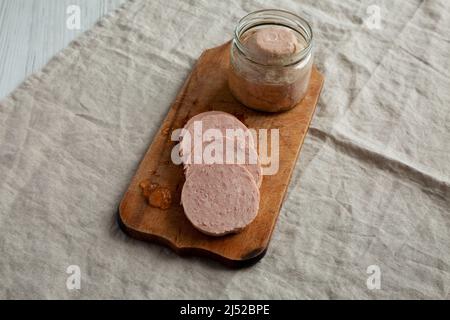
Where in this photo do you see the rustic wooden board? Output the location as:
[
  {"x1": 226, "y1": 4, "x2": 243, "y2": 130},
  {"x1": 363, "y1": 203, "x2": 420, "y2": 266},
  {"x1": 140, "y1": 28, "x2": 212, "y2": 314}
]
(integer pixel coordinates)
[{"x1": 119, "y1": 41, "x2": 324, "y2": 267}]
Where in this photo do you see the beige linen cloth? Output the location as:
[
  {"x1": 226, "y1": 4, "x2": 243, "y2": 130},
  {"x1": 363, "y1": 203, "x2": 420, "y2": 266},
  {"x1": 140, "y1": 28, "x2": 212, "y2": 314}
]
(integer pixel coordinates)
[{"x1": 0, "y1": 0, "x2": 449, "y2": 299}]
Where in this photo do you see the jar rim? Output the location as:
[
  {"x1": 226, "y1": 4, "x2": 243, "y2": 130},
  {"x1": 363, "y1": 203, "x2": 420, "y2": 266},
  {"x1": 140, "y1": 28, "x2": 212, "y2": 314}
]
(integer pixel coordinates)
[{"x1": 233, "y1": 9, "x2": 314, "y2": 67}]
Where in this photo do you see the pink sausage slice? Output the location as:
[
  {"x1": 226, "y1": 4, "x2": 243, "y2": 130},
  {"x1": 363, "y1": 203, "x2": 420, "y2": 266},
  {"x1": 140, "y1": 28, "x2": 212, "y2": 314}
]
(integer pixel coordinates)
[
  {"x1": 184, "y1": 136, "x2": 262, "y2": 187},
  {"x1": 181, "y1": 164, "x2": 260, "y2": 236},
  {"x1": 179, "y1": 111, "x2": 255, "y2": 160},
  {"x1": 182, "y1": 111, "x2": 229, "y2": 132}
]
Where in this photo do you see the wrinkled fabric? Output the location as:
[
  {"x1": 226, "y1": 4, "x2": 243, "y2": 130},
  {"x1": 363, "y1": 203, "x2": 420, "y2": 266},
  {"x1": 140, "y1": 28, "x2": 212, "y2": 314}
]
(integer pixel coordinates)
[{"x1": 0, "y1": 0, "x2": 449, "y2": 299}]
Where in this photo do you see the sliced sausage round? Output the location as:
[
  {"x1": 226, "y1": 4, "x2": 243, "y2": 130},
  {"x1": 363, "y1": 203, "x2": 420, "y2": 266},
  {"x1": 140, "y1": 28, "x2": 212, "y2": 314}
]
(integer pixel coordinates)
[
  {"x1": 184, "y1": 136, "x2": 262, "y2": 187},
  {"x1": 181, "y1": 164, "x2": 260, "y2": 236},
  {"x1": 179, "y1": 111, "x2": 254, "y2": 162}
]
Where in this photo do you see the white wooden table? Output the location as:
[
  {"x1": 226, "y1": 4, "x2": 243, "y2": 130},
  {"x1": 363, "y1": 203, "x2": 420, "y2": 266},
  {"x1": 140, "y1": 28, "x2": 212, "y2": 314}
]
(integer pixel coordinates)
[{"x1": 0, "y1": 0, "x2": 126, "y2": 99}]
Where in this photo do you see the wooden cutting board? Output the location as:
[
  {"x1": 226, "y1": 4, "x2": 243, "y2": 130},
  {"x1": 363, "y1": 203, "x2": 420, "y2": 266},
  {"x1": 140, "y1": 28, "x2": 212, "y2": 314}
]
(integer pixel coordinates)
[{"x1": 119, "y1": 41, "x2": 324, "y2": 267}]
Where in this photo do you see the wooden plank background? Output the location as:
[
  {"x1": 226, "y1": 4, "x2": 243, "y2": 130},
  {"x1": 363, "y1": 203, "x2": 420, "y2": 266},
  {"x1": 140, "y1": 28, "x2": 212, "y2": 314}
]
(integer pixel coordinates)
[{"x1": 0, "y1": 0, "x2": 126, "y2": 99}]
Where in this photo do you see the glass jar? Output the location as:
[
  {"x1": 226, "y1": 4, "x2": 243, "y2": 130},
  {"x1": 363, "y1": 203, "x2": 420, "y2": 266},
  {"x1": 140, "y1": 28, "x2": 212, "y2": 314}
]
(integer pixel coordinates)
[{"x1": 228, "y1": 9, "x2": 314, "y2": 112}]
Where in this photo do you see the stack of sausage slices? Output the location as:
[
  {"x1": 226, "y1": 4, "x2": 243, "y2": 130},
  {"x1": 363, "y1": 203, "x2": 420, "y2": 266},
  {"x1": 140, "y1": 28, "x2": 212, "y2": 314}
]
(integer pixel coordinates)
[{"x1": 178, "y1": 111, "x2": 262, "y2": 236}]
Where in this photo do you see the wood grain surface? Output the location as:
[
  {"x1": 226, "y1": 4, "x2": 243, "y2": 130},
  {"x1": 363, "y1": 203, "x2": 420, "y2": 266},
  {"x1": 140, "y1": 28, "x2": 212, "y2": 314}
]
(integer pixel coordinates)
[
  {"x1": 0, "y1": 0, "x2": 125, "y2": 99},
  {"x1": 119, "y1": 42, "x2": 324, "y2": 267}
]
